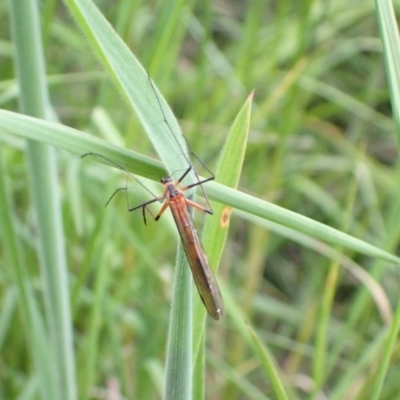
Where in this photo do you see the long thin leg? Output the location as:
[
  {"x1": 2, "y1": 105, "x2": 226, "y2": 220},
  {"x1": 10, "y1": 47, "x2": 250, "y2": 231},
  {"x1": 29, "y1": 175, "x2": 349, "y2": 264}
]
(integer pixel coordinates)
[
  {"x1": 162, "y1": 162, "x2": 214, "y2": 217},
  {"x1": 174, "y1": 165, "x2": 214, "y2": 214},
  {"x1": 128, "y1": 195, "x2": 163, "y2": 212},
  {"x1": 179, "y1": 128, "x2": 215, "y2": 212},
  {"x1": 155, "y1": 200, "x2": 171, "y2": 221},
  {"x1": 82, "y1": 152, "x2": 165, "y2": 224},
  {"x1": 175, "y1": 164, "x2": 215, "y2": 189},
  {"x1": 181, "y1": 175, "x2": 215, "y2": 190},
  {"x1": 82, "y1": 153, "x2": 160, "y2": 200},
  {"x1": 148, "y1": 75, "x2": 215, "y2": 218},
  {"x1": 105, "y1": 184, "x2": 164, "y2": 225},
  {"x1": 185, "y1": 198, "x2": 213, "y2": 215},
  {"x1": 147, "y1": 75, "x2": 215, "y2": 212},
  {"x1": 147, "y1": 72, "x2": 215, "y2": 183},
  {"x1": 175, "y1": 165, "x2": 192, "y2": 185},
  {"x1": 182, "y1": 135, "x2": 215, "y2": 179},
  {"x1": 147, "y1": 74, "x2": 191, "y2": 169}
]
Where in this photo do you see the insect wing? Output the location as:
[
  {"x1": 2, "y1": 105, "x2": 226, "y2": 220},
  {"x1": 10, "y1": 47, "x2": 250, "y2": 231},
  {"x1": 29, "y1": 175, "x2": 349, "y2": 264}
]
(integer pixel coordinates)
[{"x1": 169, "y1": 195, "x2": 224, "y2": 320}]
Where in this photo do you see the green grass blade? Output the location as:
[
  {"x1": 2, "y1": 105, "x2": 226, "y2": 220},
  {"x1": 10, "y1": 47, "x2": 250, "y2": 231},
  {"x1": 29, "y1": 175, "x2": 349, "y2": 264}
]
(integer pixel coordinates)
[
  {"x1": 370, "y1": 295, "x2": 400, "y2": 400},
  {"x1": 163, "y1": 246, "x2": 193, "y2": 400},
  {"x1": 64, "y1": 0, "x2": 193, "y2": 180},
  {"x1": 192, "y1": 92, "x2": 253, "y2": 320},
  {"x1": 146, "y1": 0, "x2": 192, "y2": 80},
  {"x1": 247, "y1": 325, "x2": 290, "y2": 400},
  {"x1": 63, "y1": 2, "x2": 199, "y2": 397},
  {"x1": 203, "y1": 91, "x2": 255, "y2": 266},
  {"x1": 0, "y1": 110, "x2": 165, "y2": 180},
  {"x1": 192, "y1": 91, "x2": 253, "y2": 398},
  {"x1": 8, "y1": 0, "x2": 76, "y2": 399},
  {"x1": 0, "y1": 146, "x2": 58, "y2": 400},
  {"x1": 367, "y1": 3, "x2": 400, "y2": 397},
  {"x1": 80, "y1": 228, "x2": 112, "y2": 399},
  {"x1": 375, "y1": 0, "x2": 400, "y2": 145},
  {"x1": 0, "y1": 108, "x2": 397, "y2": 266},
  {"x1": 205, "y1": 182, "x2": 400, "y2": 265}
]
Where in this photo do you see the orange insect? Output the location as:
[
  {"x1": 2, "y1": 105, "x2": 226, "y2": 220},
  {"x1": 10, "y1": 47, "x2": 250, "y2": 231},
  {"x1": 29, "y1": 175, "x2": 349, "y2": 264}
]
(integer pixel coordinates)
[
  {"x1": 83, "y1": 76, "x2": 224, "y2": 319},
  {"x1": 99, "y1": 158, "x2": 224, "y2": 320},
  {"x1": 155, "y1": 171, "x2": 224, "y2": 320},
  {"x1": 83, "y1": 148, "x2": 225, "y2": 319}
]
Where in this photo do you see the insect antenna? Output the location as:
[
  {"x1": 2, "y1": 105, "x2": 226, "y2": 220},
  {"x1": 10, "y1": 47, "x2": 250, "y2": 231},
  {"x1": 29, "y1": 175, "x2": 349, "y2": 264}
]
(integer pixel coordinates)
[{"x1": 81, "y1": 153, "x2": 163, "y2": 223}]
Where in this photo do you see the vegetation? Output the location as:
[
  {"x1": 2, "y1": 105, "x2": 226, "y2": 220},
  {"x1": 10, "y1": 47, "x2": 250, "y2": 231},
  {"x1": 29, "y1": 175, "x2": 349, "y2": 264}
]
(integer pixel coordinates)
[{"x1": 1, "y1": 1, "x2": 400, "y2": 399}]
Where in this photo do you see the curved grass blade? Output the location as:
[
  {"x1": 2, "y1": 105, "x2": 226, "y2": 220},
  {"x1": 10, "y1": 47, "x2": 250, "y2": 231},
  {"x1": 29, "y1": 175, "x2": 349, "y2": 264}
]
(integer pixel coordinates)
[{"x1": 0, "y1": 109, "x2": 397, "y2": 265}]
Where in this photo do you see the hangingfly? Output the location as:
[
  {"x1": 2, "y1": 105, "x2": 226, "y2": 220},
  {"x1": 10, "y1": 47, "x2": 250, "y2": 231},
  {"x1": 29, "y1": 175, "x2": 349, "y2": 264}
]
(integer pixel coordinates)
[
  {"x1": 82, "y1": 74, "x2": 224, "y2": 319},
  {"x1": 82, "y1": 152, "x2": 225, "y2": 319}
]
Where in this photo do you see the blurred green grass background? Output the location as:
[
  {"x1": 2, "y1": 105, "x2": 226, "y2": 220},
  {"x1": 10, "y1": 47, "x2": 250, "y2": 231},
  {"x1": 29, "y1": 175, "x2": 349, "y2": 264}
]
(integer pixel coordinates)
[{"x1": 2, "y1": 0, "x2": 400, "y2": 399}]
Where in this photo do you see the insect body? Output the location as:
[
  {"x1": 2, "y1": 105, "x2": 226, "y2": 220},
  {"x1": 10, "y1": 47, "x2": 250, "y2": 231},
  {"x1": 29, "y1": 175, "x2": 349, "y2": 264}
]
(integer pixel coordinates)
[
  {"x1": 156, "y1": 175, "x2": 224, "y2": 320},
  {"x1": 82, "y1": 75, "x2": 224, "y2": 319}
]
